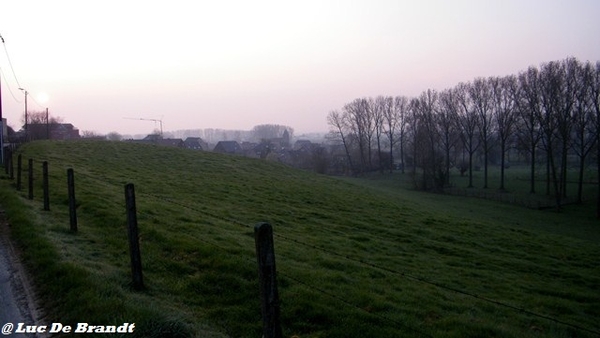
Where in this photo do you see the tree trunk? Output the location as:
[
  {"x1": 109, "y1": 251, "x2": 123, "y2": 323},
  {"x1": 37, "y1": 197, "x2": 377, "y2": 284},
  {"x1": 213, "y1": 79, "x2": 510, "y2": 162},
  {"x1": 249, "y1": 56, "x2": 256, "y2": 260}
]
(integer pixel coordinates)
[
  {"x1": 577, "y1": 153, "x2": 585, "y2": 204},
  {"x1": 597, "y1": 138, "x2": 600, "y2": 218},
  {"x1": 548, "y1": 147, "x2": 562, "y2": 211},
  {"x1": 468, "y1": 148, "x2": 474, "y2": 188},
  {"x1": 499, "y1": 140, "x2": 506, "y2": 190},
  {"x1": 400, "y1": 137, "x2": 405, "y2": 174},
  {"x1": 445, "y1": 145, "x2": 451, "y2": 185},
  {"x1": 377, "y1": 135, "x2": 383, "y2": 174},
  {"x1": 483, "y1": 139, "x2": 489, "y2": 189},
  {"x1": 530, "y1": 142, "x2": 536, "y2": 194},
  {"x1": 546, "y1": 149, "x2": 550, "y2": 196},
  {"x1": 561, "y1": 142, "x2": 568, "y2": 199},
  {"x1": 388, "y1": 137, "x2": 394, "y2": 174}
]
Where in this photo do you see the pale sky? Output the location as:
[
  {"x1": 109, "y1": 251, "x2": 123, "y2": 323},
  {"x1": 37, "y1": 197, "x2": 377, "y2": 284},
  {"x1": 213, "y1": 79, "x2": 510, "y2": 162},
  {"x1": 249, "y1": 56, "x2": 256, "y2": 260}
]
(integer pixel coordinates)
[{"x1": 1, "y1": 0, "x2": 599, "y2": 137}]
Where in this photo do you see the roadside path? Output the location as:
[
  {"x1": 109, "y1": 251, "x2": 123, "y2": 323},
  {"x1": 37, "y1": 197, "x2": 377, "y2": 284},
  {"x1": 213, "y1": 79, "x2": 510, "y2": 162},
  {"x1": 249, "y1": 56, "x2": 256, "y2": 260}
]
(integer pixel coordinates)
[{"x1": 0, "y1": 209, "x2": 44, "y2": 338}]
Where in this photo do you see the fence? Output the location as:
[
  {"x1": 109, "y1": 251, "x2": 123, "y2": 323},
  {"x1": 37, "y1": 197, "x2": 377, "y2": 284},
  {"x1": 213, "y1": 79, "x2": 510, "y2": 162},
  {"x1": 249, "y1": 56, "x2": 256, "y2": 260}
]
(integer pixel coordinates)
[{"x1": 1, "y1": 151, "x2": 598, "y2": 337}]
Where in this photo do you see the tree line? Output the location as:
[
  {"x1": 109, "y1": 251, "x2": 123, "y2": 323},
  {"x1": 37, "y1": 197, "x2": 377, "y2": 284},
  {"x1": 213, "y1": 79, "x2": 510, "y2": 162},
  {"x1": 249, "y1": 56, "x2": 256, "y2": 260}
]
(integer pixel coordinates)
[{"x1": 327, "y1": 57, "x2": 600, "y2": 212}]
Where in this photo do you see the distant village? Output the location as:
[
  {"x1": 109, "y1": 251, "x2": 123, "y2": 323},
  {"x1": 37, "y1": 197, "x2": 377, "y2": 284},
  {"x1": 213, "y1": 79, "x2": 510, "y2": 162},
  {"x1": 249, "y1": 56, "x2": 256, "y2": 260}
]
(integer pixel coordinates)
[{"x1": 2, "y1": 119, "x2": 347, "y2": 175}]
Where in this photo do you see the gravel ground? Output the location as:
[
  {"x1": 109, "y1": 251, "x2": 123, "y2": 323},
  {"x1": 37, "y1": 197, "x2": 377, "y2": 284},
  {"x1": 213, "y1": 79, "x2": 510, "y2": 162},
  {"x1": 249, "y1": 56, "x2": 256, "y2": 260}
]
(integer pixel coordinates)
[{"x1": 0, "y1": 209, "x2": 45, "y2": 338}]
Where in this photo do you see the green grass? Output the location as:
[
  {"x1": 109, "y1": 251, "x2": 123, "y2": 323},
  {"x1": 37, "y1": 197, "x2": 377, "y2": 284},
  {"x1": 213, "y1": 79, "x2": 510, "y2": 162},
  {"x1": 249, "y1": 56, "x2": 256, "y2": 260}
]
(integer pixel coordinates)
[{"x1": 1, "y1": 140, "x2": 599, "y2": 337}]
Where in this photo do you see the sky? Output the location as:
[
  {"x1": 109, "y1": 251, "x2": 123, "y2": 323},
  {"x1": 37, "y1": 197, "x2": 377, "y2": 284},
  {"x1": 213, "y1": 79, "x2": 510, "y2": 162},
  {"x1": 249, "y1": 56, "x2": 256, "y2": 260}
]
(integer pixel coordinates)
[{"x1": 1, "y1": 0, "x2": 599, "y2": 137}]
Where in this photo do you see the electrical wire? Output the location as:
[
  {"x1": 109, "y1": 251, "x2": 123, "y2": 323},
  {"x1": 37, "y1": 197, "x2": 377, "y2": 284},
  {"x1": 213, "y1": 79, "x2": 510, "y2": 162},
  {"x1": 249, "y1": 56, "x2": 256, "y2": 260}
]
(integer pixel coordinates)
[
  {"x1": 0, "y1": 66, "x2": 22, "y2": 102},
  {"x1": 0, "y1": 33, "x2": 46, "y2": 108},
  {"x1": 0, "y1": 34, "x2": 22, "y2": 89},
  {"x1": 27, "y1": 94, "x2": 46, "y2": 109}
]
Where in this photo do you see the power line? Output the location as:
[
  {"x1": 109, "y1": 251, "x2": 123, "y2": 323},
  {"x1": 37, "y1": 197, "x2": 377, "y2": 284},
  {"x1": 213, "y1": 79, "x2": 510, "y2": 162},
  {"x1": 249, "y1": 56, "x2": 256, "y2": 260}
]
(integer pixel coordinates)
[
  {"x1": 0, "y1": 34, "x2": 23, "y2": 90},
  {"x1": 0, "y1": 67, "x2": 22, "y2": 102},
  {"x1": 27, "y1": 93, "x2": 46, "y2": 109},
  {"x1": 1, "y1": 33, "x2": 45, "y2": 109}
]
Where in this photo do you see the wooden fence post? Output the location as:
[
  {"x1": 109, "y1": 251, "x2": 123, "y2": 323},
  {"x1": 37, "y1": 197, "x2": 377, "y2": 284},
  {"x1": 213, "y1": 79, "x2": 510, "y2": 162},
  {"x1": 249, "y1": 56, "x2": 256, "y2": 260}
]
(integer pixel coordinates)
[
  {"x1": 254, "y1": 222, "x2": 283, "y2": 338},
  {"x1": 43, "y1": 161, "x2": 49, "y2": 211},
  {"x1": 124, "y1": 183, "x2": 144, "y2": 290},
  {"x1": 3, "y1": 148, "x2": 7, "y2": 175},
  {"x1": 9, "y1": 149, "x2": 14, "y2": 180},
  {"x1": 28, "y1": 159, "x2": 34, "y2": 200},
  {"x1": 67, "y1": 168, "x2": 77, "y2": 232},
  {"x1": 16, "y1": 154, "x2": 22, "y2": 190}
]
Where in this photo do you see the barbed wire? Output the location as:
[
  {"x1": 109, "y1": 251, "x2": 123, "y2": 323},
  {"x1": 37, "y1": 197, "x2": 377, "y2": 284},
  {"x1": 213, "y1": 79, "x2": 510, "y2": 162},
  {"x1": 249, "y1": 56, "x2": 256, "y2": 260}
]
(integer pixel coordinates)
[
  {"x1": 131, "y1": 197, "x2": 432, "y2": 336},
  {"x1": 139, "y1": 190, "x2": 599, "y2": 336},
  {"x1": 272, "y1": 232, "x2": 600, "y2": 336},
  {"x1": 275, "y1": 264, "x2": 434, "y2": 338},
  {"x1": 17, "y1": 163, "x2": 599, "y2": 336}
]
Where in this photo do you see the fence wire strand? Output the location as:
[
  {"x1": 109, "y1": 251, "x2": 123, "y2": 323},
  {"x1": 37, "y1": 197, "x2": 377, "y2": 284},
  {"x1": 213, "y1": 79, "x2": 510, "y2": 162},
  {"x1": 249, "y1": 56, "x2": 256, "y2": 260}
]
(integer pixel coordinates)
[
  {"x1": 136, "y1": 190, "x2": 600, "y2": 336},
  {"x1": 11, "y1": 162, "x2": 599, "y2": 336}
]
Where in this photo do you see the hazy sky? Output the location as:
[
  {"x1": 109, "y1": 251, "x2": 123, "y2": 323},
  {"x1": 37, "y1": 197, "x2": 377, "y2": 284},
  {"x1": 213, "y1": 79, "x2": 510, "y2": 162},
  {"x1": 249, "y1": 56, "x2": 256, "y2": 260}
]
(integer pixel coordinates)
[{"x1": 1, "y1": 0, "x2": 599, "y2": 136}]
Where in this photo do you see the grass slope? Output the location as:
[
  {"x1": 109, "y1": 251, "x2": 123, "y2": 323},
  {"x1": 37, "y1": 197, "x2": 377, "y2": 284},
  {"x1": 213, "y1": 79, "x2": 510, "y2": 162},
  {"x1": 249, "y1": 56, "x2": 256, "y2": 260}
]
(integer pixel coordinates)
[{"x1": 0, "y1": 140, "x2": 599, "y2": 337}]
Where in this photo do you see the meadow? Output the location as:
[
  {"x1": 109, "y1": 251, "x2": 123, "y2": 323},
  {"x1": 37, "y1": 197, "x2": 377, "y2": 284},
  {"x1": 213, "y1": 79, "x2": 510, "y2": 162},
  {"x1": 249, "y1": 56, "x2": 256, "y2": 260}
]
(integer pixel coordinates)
[{"x1": 0, "y1": 140, "x2": 598, "y2": 337}]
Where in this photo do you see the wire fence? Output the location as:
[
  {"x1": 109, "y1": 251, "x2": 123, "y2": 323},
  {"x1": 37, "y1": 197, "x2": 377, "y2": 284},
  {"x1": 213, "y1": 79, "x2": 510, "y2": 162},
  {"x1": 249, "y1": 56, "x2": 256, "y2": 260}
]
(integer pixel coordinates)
[{"x1": 2, "y1": 152, "x2": 599, "y2": 337}]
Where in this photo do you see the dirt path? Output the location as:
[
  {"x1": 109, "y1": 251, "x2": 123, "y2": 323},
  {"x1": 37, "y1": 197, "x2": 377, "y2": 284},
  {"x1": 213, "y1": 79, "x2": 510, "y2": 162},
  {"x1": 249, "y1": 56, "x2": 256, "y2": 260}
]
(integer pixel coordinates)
[{"x1": 0, "y1": 208, "x2": 46, "y2": 337}]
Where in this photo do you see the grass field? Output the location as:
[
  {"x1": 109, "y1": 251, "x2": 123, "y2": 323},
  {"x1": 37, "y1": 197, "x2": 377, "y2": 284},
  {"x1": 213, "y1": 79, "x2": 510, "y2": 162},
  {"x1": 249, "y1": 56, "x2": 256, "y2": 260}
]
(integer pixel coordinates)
[{"x1": 0, "y1": 140, "x2": 599, "y2": 337}]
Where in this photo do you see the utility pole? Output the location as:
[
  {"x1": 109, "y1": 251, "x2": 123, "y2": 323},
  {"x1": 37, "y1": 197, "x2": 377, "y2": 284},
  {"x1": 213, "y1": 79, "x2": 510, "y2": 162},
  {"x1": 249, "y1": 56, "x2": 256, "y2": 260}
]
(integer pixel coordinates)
[
  {"x1": 0, "y1": 74, "x2": 4, "y2": 166},
  {"x1": 18, "y1": 88, "x2": 28, "y2": 140},
  {"x1": 0, "y1": 34, "x2": 4, "y2": 164}
]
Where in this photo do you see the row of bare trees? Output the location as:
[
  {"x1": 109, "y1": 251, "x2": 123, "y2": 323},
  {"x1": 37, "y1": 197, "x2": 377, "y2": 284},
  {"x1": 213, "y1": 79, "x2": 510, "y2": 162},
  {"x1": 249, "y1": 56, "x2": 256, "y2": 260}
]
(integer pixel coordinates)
[{"x1": 327, "y1": 57, "x2": 600, "y2": 211}]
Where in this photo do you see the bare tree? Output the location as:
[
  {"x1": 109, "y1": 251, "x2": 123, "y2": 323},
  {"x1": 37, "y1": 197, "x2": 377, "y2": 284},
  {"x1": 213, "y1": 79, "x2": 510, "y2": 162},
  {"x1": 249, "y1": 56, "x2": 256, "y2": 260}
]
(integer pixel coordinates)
[
  {"x1": 251, "y1": 124, "x2": 294, "y2": 143},
  {"x1": 327, "y1": 110, "x2": 355, "y2": 174},
  {"x1": 491, "y1": 75, "x2": 518, "y2": 191},
  {"x1": 516, "y1": 67, "x2": 544, "y2": 194},
  {"x1": 393, "y1": 96, "x2": 409, "y2": 174},
  {"x1": 373, "y1": 96, "x2": 387, "y2": 173},
  {"x1": 455, "y1": 82, "x2": 480, "y2": 188},
  {"x1": 571, "y1": 60, "x2": 597, "y2": 203},
  {"x1": 25, "y1": 111, "x2": 63, "y2": 140},
  {"x1": 411, "y1": 89, "x2": 444, "y2": 190},
  {"x1": 407, "y1": 98, "x2": 420, "y2": 176},
  {"x1": 344, "y1": 98, "x2": 374, "y2": 173},
  {"x1": 469, "y1": 77, "x2": 494, "y2": 189},
  {"x1": 592, "y1": 61, "x2": 600, "y2": 217},
  {"x1": 407, "y1": 98, "x2": 423, "y2": 185},
  {"x1": 538, "y1": 59, "x2": 576, "y2": 210},
  {"x1": 438, "y1": 89, "x2": 460, "y2": 185},
  {"x1": 107, "y1": 132, "x2": 123, "y2": 141},
  {"x1": 381, "y1": 96, "x2": 398, "y2": 173},
  {"x1": 81, "y1": 130, "x2": 104, "y2": 138}
]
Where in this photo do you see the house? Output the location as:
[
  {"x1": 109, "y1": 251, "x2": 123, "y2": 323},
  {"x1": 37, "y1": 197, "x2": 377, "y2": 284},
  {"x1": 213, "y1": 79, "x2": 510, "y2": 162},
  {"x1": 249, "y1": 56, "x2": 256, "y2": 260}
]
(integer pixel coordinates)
[
  {"x1": 156, "y1": 138, "x2": 185, "y2": 148},
  {"x1": 183, "y1": 137, "x2": 208, "y2": 151},
  {"x1": 240, "y1": 142, "x2": 259, "y2": 157},
  {"x1": 294, "y1": 140, "x2": 313, "y2": 151},
  {"x1": 213, "y1": 141, "x2": 243, "y2": 155},
  {"x1": 27, "y1": 123, "x2": 80, "y2": 140},
  {"x1": 130, "y1": 134, "x2": 184, "y2": 148},
  {"x1": 143, "y1": 134, "x2": 162, "y2": 142}
]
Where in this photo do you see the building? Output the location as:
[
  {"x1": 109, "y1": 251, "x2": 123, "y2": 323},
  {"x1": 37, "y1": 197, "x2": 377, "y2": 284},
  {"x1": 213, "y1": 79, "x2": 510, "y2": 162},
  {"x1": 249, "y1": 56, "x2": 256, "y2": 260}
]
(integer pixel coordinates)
[
  {"x1": 27, "y1": 123, "x2": 80, "y2": 140},
  {"x1": 213, "y1": 141, "x2": 243, "y2": 155},
  {"x1": 183, "y1": 137, "x2": 208, "y2": 151}
]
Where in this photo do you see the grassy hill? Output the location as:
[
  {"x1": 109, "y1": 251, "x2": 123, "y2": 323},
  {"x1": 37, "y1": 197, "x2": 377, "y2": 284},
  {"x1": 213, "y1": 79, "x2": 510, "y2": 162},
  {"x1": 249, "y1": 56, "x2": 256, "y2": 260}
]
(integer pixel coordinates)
[{"x1": 0, "y1": 140, "x2": 598, "y2": 337}]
